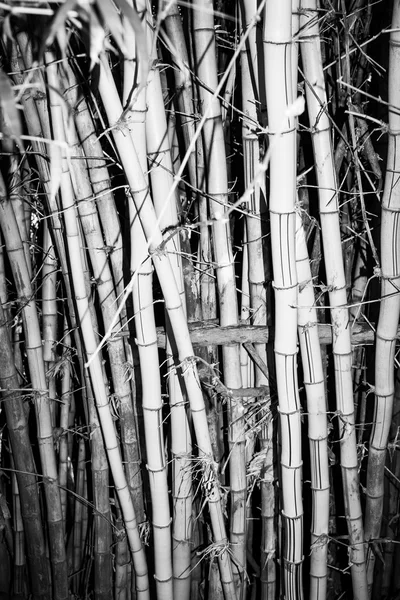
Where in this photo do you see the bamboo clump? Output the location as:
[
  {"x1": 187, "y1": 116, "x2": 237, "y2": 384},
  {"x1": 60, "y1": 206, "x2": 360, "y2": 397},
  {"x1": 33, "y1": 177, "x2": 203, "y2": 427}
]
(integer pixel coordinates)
[{"x1": 0, "y1": 2, "x2": 399, "y2": 600}]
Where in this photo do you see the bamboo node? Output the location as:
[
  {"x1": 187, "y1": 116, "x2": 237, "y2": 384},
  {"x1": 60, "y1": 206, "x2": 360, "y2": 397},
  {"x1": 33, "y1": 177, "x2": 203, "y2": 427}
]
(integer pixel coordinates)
[{"x1": 310, "y1": 533, "x2": 329, "y2": 552}]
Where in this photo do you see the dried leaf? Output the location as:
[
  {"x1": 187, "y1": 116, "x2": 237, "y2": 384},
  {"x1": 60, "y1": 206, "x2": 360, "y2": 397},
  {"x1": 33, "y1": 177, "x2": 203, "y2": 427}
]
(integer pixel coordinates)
[{"x1": 0, "y1": 67, "x2": 24, "y2": 151}]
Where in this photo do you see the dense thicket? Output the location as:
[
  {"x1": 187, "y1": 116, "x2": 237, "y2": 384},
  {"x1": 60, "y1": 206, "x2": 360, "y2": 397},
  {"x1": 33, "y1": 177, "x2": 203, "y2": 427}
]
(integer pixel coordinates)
[{"x1": 0, "y1": 1, "x2": 398, "y2": 600}]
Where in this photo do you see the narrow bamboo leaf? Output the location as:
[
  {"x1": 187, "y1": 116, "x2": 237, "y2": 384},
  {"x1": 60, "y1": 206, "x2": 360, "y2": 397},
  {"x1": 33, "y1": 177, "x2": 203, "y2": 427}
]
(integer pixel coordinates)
[
  {"x1": 103, "y1": 0, "x2": 149, "y2": 106},
  {"x1": 88, "y1": 10, "x2": 108, "y2": 70},
  {"x1": 39, "y1": 0, "x2": 77, "y2": 59},
  {"x1": 96, "y1": 0, "x2": 129, "y2": 58}
]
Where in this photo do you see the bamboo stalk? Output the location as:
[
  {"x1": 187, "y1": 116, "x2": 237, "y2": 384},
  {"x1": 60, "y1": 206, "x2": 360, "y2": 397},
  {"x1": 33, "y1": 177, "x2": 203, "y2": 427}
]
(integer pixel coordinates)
[
  {"x1": 296, "y1": 210, "x2": 329, "y2": 600},
  {"x1": 0, "y1": 171, "x2": 68, "y2": 599},
  {"x1": 61, "y1": 72, "x2": 145, "y2": 525},
  {"x1": 240, "y1": 0, "x2": 275, "y2": 593},
  {"x1": 146, "y1": 59, "x2": 193, "y2": 598},
  {"x1": 118, "y1": 16, "x2": 175, "y2": 594},
  {"x1": 131, "y1": 216, "x2": 174, "y2": 600},
  {"x1": 0, "y1": 299, "x2": 51, "y2": 600},
  {"x1": 192, "y1": 0, "x2": 246, "y2": 590},
  {"x1": 46, "y1": 56, "x2": 150, "y2": 599},
  {"x1": 264, "y1": 3, "x2": 304, "y2": 597},
  {"x1": 300, "y1": 2, "x2": 368, "y2": 597},
  {"x1": 97, "y1": 52, "x2": 237, "y2": 600},
  {"x1": 364, "y1": 2, "x2": 400, "y2": 592}
]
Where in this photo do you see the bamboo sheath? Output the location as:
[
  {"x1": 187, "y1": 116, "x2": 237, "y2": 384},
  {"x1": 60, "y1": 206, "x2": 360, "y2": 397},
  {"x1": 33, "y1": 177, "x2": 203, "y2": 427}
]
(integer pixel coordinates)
[
  {"x1": 295, "y1": 211, "x2": 329, "y2": 600},
  {"x1": 0, "y1": 171, "x2": 68, "y2": 599},
  {"x1": 264, "y1": 3, "x2": 304, "y2": 598},
  {"x1": 46, "y1": 57, "x2": 150, "y2": 599},
  {"x1": 192, "y1": 0, "x2": 246, "y2": 590},
  {"x1": 300, "y1": 3, "x2": 368, "y2": 597},
  {"x1": 364, "y1": 1, "x2": 400, "y2": 591},
  {"x1": 97, "y1": 53, "x2": 238, "y2": 600}
]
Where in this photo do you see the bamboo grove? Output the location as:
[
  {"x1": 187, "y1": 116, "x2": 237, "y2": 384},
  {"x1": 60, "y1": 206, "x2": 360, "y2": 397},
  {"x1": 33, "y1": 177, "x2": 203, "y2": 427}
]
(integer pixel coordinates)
[{"x1": 0, "y1": 0, "x2": 399, "y2": 599}]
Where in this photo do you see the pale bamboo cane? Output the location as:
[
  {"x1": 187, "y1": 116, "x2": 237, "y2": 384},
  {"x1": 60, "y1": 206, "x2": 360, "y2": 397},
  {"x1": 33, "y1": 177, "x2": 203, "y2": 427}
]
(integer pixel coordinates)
[
  {"x1": 0, "y1": 300, "x2": 51, "y2": 600},
  {"x1": 46, "y1": 58, "x2": 150, "y2": 599},
  {"x1": 131, "y1": 218, "x2": 174, "y2": 600},
  {"x1": 295, "y1": 210, "x2": 330, "y2": 600},
  {"x1": 145, "y1": 60, "x2": 194, "y2": 597},
  {"x1": 118, "y1": 18, "x2": 174, "y2": 595},
  {"x1": 364, "y1": 1, "x2": 400, "y2": 591},
  {"x1": 300, "y1": 2, "x2": 368, "y2": 597},
  {"x1": 240, "y1": 0, "x2": 276, "y2": 593},
  {"x1": 264, "y1": 3, "x2": 304, "y2": 598},
  {"x1": 60, "y1": 75, "x2": 145, "y2": 524},
  {"x1": 97, "y1": 54, "x2": 237, "y2": 600},
  {"x1": 192, "y1": 0, "x2": 246, "y2": 589},
  {"x1": 0, "y1": 171, "x2": 68, "y2": 600}
]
